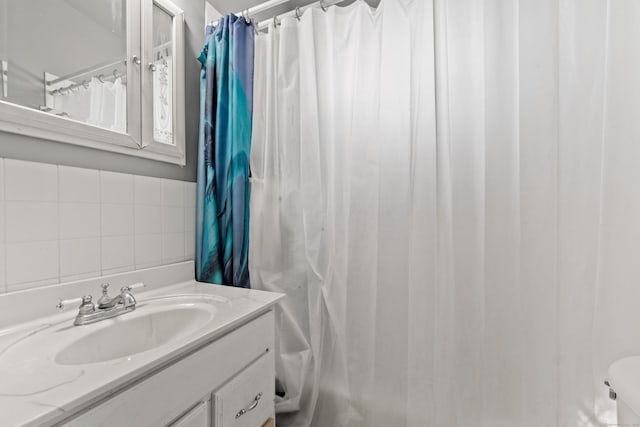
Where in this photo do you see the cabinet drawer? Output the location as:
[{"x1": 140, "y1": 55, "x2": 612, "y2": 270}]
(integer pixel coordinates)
[{"x1": 214, "y1": 351, "x2": 275, "y2": 427}]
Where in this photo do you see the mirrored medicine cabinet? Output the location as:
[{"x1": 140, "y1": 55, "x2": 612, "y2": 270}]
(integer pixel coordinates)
[{"x1": 0, "y1": 0, "x2": 186, "y2": 165}]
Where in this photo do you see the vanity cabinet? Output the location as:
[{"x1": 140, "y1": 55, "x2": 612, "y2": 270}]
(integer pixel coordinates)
[{"x1": 60, "y1": 311, "x2": 276, "y2": 427}]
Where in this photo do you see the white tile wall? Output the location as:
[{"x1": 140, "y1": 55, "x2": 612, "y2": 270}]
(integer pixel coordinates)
[
  {"x1": 136, "y1": 176, "x2": 163, "y2": 270},
  {"x1": 5, "y1": 160, "x2": 57, "y2": 201},
  {"x1": 184, "y1": 185, "x2": 196, "y2": 260},
  {"x1": 0, "y1": 158, "x2": 197, "y2": 293},
  {"x1": 60, "y1": 238, "x2": 100, "y2": 280}
]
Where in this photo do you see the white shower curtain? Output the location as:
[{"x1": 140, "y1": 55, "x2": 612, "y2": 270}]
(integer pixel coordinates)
[{"x1": 250, "y1": 0, "x2": 640, "y2": 425}]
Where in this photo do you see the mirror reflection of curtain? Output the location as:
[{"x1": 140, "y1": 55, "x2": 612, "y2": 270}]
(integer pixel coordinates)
[
  {"x1": 1, "y1": 0, "x2": 127, "y2": 111},
  {"x1": 52, "y1": 76, "x2": 126, "y2": 132}
]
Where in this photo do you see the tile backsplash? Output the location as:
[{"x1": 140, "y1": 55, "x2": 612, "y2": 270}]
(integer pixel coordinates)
[{"x1": 0, "y1": 158, "x2": 196, "y2": 293}]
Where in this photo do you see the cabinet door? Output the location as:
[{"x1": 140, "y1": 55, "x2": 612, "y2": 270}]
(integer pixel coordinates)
[
  {"x1": 169, "y1": 400, "x2": 211, "y2": 427},
  {"x1": 213, "y1": 351, "x2": 275, "y2": 427},
  {"x1": 140, "y1": 0, "x2": 186, "y2": 164}
]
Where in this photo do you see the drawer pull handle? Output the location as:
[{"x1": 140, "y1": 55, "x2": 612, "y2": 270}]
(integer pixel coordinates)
[{"x1": 235, "y1": 392, "x2": 263, "y2": 419}]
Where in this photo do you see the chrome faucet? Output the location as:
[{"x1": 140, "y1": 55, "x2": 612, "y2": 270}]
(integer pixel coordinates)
[
  {"x1": 97, "y1": 283, "x2": 136, "y2": 309},
  {"x1": 57, "y1": 282, "x2": 145, "y2": 326}
]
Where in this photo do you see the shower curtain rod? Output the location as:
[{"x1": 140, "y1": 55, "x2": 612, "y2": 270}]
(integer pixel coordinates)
[
  {"x1": 47, "y1": 59, "x2": 126, "y2": 86},
  {"x1": 237, "y1": 0, "x2": 290, "y2": 17},
  {"x1": 251, "y1": 0, "x2": 346, "y2": 31},
  {"x1": 209, "y1": 0, "x2": 347, "y2": 30},
  {"x1": 208, "y1": 0, "x2": 288, "y2": 25},
  {"x1": 48, "y1": 70, "x2": 126, "y2": 95}
]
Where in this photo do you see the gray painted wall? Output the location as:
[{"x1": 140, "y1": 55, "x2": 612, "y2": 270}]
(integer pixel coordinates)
[{"x1": 0, "y1": 0, "x2": 204, "y2": 182}]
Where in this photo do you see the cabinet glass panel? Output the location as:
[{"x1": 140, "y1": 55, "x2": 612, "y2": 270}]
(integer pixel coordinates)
[
  {"x1": 151, "y1": 2, "x2": 174, "y2": 145},
  {"x1": 0, "y1": 0, "x2": 128, "y2": 133}
]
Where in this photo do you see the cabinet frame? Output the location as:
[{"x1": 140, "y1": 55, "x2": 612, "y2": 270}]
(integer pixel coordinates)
[{"x1": 140, "y1": 0, "x2": 186, "y2": 163}]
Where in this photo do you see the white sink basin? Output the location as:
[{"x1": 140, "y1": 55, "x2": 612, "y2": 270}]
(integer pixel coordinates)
[
  {"x1": 0, "y1": 294, "x2": 223, "y2": 391},
  {"x1": 55, "y1": 304, "x2": 214, "y2": 365}
]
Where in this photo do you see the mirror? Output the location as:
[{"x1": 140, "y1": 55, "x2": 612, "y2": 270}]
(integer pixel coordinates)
[
  {"x1": 0, "y1": 0, "x2": 128, "y2": 133},
  {"x1": 0, "y1": 0, "x2": 185, "y2": 165}
]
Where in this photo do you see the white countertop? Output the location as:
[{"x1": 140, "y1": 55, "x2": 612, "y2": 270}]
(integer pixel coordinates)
[{"x1": 0, "y1": 264, "x2": 283, "y2": 427}]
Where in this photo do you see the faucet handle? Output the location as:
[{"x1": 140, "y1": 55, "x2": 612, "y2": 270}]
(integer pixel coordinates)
[
  {"x1": 57, "y1": 296, "x2": 82, "y2": 311},
  {"x1": 120, "y1": 282, "x2": 146, "y2": 293},
  {"x1": 97, "y1": 283, "x2": 113, "y2": 307},
  {"x1": 78, "y1": 295, "x2": 95, "y2": 314},
  {"x1": 119, "y1": 284, "x2": 143, "y2": 309},
  {"x1": 57, "y1": 295, "x2": 93, "y2": 312}
]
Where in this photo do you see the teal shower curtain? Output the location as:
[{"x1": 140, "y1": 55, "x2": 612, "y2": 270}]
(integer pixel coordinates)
[{"x1": 196, "y1": 15, "x2": 254, "y2": 287}]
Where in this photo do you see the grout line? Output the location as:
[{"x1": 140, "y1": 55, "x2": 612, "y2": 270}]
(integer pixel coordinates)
[
  {"x1": 99, "y1": 171, "x2": 103, "y2": 276},
  {"x1": 56, "y1": 165, "x2": 61, "y2": 285},
  {"x1": 3, "y1": 238, "x2": 61, "y2": 245},
  {"x1": 7, "y1": 277, "x2": 60, "y2": 293},
  {"x1": 133, "y1": 177, "x2": 137, "y2": 269},
  {"x1": 183, "y1": 182, "x2": 188, "y2": 261},
  {"x1": 161, "y1": 179, "x2": 166, "y2": 264}
]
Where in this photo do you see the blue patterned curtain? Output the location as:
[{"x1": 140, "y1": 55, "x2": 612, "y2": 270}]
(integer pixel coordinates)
[{"x1": 196, "y1": 16, "x2": 254, "y2": 287}]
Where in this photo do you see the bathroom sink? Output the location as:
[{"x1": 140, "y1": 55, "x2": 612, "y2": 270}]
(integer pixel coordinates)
[
  {"x1": 55, "y1": 299, "x2": 216, "y2": 365},
  {"x1": 0, "y1": 294, "x2": 225, "y2": 395}
]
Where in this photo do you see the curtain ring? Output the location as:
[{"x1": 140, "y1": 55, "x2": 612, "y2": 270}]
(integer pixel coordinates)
[
  {"x1": 295, "y1": 7, "x2": 302, "y2": 21},
  {"x1": 98, "y1": 74, "x2": 105, "y2": 83},
  {"x1": 243, "y1": 9, "x2": 249, "y2": 22},
  {"x1": 82, "y1": 80, "x2": 90, "y2": 89},
  {"x1": 320, "y1": 0, "x2": 328, "y2": 12},
  {"x1": 251, "y1": 18, "x2": 259, "y2": 35},
  {"x1": 273, "y1": 14, "x2": 279, "y2": 27},
  {"x1": 113, "y1": 69, "x2": 119, "y2": 79}
]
